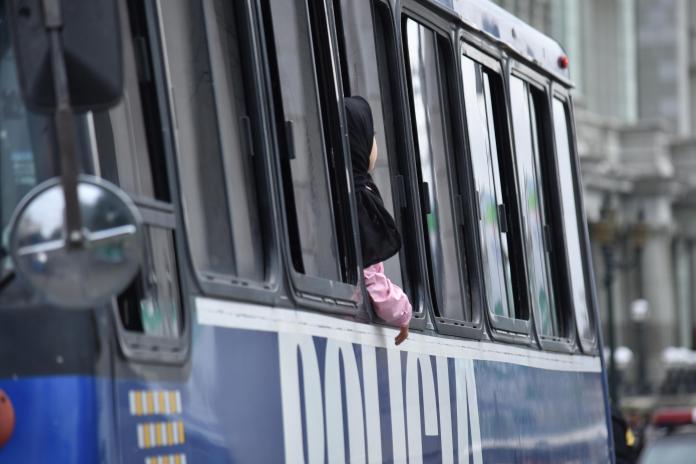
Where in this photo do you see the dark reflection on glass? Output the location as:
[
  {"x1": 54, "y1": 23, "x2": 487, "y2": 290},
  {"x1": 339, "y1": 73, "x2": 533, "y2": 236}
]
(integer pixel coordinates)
[
  {"x1": 461, "y1": 56, "x2": 514, "y2": 319},
  {"x1": 553, "y1": 99, "x2": 593, "y2": 342},
  {"x1": 268, "y1": 0, "x2": 340, "y2": 280},
  {"x1": 406, "y1": 20, "x2": 468, "y2": 321},
  {"x1": 338, "y1": 0, "x2": 403, "y2": 287},
  {"x1": 510, "y1": 77, "x2": 558, "y2": 335}
]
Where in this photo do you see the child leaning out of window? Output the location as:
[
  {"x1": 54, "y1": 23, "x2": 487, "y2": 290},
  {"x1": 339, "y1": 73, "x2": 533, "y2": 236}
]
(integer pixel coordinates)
[{"x1": 344, "y1": 96, "x2": 412, "y2": 345}]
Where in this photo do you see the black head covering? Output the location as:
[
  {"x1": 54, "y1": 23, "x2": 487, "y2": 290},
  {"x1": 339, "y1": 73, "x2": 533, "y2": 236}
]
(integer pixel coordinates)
[
  {"x1": 344, "y1": 96, "x2": 401, "y2": 267},
  {"x1": 345, "y1": 96, "x2": 373, "y2": 178}
]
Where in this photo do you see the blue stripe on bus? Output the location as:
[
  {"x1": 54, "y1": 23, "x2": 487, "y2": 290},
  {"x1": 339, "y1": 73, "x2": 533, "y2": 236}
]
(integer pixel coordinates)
[{"x1": 0, "y1": 376, "x2": 99, "y2": 464}]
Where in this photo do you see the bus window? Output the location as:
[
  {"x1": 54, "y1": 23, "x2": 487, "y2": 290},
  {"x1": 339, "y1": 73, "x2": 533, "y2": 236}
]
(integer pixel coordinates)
[
  {"x1": 263, "y1": 0, "x2": 358, "y2": 296},
  {"x1": 553, "y1": 98, "x2": 594, "y2": 346},
  {"x1": 335, "y1": 0, "x2": 404, "y2": 288},
  {"x1": 0, "y1": 43, "x2": 54, "y2": 238},
  {"x1": 461, "y1": 54, "x2": 528, "y2": 326},
  {"x1": 404, "y1": 19, "x2": 470, "y2": 322},
  {"x1": 90, "y1": 0, "x2": 182, "y2": 339},
  {"x1": 158, "y1": 0, "x2": 265, "y2": 283},
  {"x1": 509, "y1": 76, "x2": 560, "y2": 337},
  {"x1": 0, "y1": 4, "x2": 57, "y2": 303}
]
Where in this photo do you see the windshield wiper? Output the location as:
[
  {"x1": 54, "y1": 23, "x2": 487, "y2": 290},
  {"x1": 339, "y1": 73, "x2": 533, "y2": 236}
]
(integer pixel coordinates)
[{"x1": 0, "y1": 246, "x2": 15, "y2": 293}]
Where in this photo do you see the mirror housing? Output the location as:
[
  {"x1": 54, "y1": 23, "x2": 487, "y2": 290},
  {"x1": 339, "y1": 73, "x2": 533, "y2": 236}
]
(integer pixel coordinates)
[
  {"x1": 7, "y1": 0, "x2": 123, "y2": 112},
  {"x1": 8, "y1": 175, "x2": 143, "y2": 309}
]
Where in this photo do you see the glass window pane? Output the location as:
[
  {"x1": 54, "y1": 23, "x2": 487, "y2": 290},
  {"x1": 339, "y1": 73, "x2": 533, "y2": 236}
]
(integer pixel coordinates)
[
  {"x1": 338, "y1": 0, "x2": 402, "y2": 287},
  {"x1": 405, "y1": 20, "x2": 468, "y2": 320},
  {"x1": 553, "y1": 98, "x2": 592, "y2": 341},
  {"x1": 159, "y1": 0, "x2": 264, "y2": 281},
  {"x1": 117, "y1": 226, "x2": 181, "y2": 337},
  {"x1": 510, "y1": 77, "x2": 558, "y2": 335},
  {"x1": 268, "y1": 0, "x2": 341, "y2": 280},
  {"x1": 461, "y1": 55, "x2": 515, "y2": 318},
  {"x1": 93, "y1": 0, "x2": 155, "y2": 199},
  {"x1": 141, "y1": 227, "x2": 181, "y2": 336},
  {"x1": 0, "y1": 53, "x2": 53, "y2": 230}
]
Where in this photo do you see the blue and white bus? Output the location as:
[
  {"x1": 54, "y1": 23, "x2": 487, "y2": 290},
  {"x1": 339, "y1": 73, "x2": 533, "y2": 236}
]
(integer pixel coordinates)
[{"x1": 0, "y1": 0, "x2": 613, "y2": 462}]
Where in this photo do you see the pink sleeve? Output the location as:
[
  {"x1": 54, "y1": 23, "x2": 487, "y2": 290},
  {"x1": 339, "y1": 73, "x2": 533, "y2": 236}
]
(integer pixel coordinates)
[{"x1": 363, "y1": 263, "x2": 412, "y2": 328}]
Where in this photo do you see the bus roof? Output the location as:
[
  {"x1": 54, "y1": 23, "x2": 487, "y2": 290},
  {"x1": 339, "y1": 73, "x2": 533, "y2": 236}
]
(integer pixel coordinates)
[{"x1": 434, "y1": 0, "x2": 571, "y2": 83}]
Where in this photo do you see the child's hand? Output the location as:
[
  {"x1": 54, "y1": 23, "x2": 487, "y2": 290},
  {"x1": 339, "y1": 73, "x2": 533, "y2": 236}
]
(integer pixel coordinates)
[{"x1": 395, "y1": 326, "x2": 409, "y2": 345}]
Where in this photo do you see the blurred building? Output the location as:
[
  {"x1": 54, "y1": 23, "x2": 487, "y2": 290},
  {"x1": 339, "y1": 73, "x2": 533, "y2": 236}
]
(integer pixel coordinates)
[{"x1": 493, "y1": 0, "x2": 696, "y2": 394}]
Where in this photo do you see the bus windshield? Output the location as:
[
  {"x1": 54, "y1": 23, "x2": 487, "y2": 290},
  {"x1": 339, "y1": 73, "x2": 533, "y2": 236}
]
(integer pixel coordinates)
[{"x1": 0, "y1": 6, "x2": 56, "y2": 282}]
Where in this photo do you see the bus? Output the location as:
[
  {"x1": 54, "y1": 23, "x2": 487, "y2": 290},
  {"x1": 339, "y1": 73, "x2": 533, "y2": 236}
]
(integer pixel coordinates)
[{"x1": 0, "y1": 0, "x2": 613, "y2": 462}]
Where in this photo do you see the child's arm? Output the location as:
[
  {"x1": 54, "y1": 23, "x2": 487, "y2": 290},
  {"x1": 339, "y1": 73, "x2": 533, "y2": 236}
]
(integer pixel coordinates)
[{"x1": 363, "y1": 263, "x2": 412, "y2": 344}]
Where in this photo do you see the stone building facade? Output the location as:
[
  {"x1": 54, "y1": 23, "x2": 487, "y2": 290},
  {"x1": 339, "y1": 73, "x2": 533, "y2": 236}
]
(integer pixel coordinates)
[{"x1": 494, "y1": 0, "x2": 696, "y2": 393}]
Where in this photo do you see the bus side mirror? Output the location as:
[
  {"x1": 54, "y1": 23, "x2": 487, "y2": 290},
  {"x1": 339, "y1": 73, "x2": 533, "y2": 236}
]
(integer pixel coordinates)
[
  {"x1": 8, "y1": 176, "x2": 143, "y2": 309},
  {"x1": 7, "y1": 0, "x2": 123, "y2": 112}
]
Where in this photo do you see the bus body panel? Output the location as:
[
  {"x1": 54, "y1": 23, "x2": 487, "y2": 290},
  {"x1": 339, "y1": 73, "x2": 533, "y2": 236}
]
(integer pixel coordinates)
[
  {"x1": 0, "y1": 301, "x2": 609, "y2": 463},
  {"x1": 0, "y1": 376, "x2": 101, "y2": 463},
  {"x1": 115, "y1": 299, "x2": 607, "y2": 463}
]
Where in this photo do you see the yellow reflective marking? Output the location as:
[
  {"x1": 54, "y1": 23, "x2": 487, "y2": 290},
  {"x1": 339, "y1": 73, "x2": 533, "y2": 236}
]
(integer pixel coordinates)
[
  {"x1": 135, "y1": 392, "x2": 143, "y2": 416},
  {"x1": 171, "y1": 391, "x2": 176, "y2": 413},
  {"x1": 178, "y1": 421, "x2": 185, "y2": 444},
  {"x1": 158, "y1": 391, "x2": 166, "y2": 414},
  {"x1": 146, "y1": 391, "x2": 154, "y2": 415},
  {"x1": 155, "y1": 421, "x2": 163, "y2": 446},
  {"x1": 143, "y1": 423, "x2": 151, "y2": 448},
  {"x1": 167, "y1": 422, "x2": 174, "y2": 445},
  {"x1": 175, "y1": 455, "x2": 182, "y2": 464}
]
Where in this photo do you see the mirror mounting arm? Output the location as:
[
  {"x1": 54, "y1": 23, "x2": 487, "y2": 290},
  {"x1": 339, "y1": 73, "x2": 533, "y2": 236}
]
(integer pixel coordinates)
[{"x1": 41, "y1": 0, "x2": 83, "y2": 248}]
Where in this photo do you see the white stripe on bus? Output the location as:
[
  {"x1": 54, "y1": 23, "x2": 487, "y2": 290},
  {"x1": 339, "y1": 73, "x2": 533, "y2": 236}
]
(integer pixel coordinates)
[
  {"x1": 129, "y1": 391, "x2": 136, "y2": 415},
  {"x1": 197, "y1": 297, "x2": 601, "y2": 373}
]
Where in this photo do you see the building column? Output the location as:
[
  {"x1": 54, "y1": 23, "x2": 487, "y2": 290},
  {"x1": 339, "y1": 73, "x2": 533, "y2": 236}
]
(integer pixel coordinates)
[
  {"x1": 641, "y1": 227, "x2": 676, "y2": 385},
  {"x1": 674, "y1": 238, "x2": 693, "y2": 348}
]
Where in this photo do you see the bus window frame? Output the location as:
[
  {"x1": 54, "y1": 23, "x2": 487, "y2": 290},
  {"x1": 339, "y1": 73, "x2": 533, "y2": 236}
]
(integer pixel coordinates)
[
  {"x1": 458, "y1": 37, "x2": 533, "y2": 343},
  {"x1": 507, "y1": 60, "x2": 579, "y2": 353},
  {"x1": 103, "y1": 0, "x2": 192, "y2": 364},
  {"x1": 112, "y1": 197, "x2": 190, "y2": 363},
  {"x1": 258, "y1": 0, "x2": 365, "y2": 315},
  {"x1": 400, "y1": 2, "x2": 482, "y2": 339},
  {"x1": 550, "y1": 85, "x2": 599, "y2": 354},
  {"x1": 331, "y1": 0, "x2": 430, "y2": 329},
  {"x1": 153, "y1": 0, "x2": 282, "y2": 307}
]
